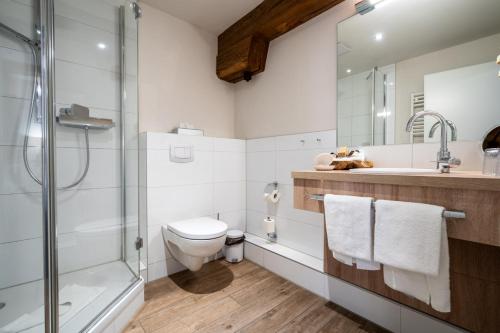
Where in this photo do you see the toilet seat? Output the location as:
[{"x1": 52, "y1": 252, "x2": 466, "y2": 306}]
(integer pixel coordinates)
[{"x1": 167, "y1": 217, "x2": 227, "y2": 240}]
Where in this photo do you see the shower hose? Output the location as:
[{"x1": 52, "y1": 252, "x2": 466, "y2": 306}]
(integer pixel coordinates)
[{"x1": 23, "y1": 44, "x2": 90, "y2": 190}]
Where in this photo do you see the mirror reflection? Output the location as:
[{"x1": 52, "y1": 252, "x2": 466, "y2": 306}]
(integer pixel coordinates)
[{"x1": 337, "y1": 0, "x2": 500, "y2": 147}]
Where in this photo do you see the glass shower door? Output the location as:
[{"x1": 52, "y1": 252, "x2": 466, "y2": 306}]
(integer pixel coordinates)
[
  {"x1": 0, "y1": 0, "x2": 46, "y2": 331},
  {"x1": 52, "y1": 0, "x2": 140, "y2": 331}
]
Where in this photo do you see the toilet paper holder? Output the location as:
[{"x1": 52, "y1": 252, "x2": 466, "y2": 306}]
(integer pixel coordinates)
[{"x1": 264, "y1": 182, "x2": 281, "y2": 204}]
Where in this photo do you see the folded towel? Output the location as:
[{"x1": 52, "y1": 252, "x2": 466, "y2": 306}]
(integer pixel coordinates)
[
  {"x1": 324, "y1": 194, "x2": 378, "y2": 269},
  {"x1": 374, "y1": 200, "x2": 443, "y2": 276},
  {"x1": 375, "y1": 200, "x2": 450, "y2": 312}
]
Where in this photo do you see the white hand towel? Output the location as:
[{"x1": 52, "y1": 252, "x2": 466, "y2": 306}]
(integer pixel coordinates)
[
  {"x1": 375, "y1": 200, "x2": 450, "y2": 312},
  {"x1": 374, "y1": 200, "x2": 443, "y2": 276},
  {"x1": 324, "y1": 194, "x2": 378, "y2": 269}
]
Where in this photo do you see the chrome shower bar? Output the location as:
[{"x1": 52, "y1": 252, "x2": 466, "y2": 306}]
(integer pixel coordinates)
[{"x1": 305, "y1": 194, "x2": 466, "y2": 219}]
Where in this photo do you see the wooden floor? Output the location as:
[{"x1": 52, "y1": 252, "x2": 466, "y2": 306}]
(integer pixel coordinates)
[{"x1": 123, "y1": 259, "x2": 389, "y2": 333}]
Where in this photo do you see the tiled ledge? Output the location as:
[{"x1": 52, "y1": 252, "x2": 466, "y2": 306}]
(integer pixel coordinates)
[{"x1": 244, "y1": 233, "x2": 323, "y2": 272}]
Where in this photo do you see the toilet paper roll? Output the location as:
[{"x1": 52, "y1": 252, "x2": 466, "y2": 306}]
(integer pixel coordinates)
[
  {"x1": 264, "y1": 217, "x2": 275, "y2": 234},
  {"x1": 264, "y1": 189, "x2": 281, "y2": 204}
]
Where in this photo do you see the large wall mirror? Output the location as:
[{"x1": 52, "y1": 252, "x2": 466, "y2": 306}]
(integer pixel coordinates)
[{"x1": 336, "y1": 0, "x2": 500, "y2": 147}]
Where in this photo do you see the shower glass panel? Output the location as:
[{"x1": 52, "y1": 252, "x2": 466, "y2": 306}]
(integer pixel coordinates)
[
  {"x1": 53, "y1": 0, "x2": 140, "y2": 332},
  {"x1": 0, "y1": 1, "x2": 45, "y2": 331},
  {"x1": 0, "y1": 0, "x2": 139, "y2": 331}
]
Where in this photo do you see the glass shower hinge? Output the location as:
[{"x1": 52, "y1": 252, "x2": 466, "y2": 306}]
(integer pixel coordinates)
[{"x1": 135, "y1": 237, "x2": 143, "y2": 250}]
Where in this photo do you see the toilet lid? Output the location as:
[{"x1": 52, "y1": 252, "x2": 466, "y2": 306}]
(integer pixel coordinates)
[{"x1": 167, "y1": 217, "x2": 228, "y2": 240}]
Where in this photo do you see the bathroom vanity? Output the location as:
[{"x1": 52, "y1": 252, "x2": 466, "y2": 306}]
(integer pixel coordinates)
[{"x1": 292, "y1": 170, "x2": 500, "y2": 332}]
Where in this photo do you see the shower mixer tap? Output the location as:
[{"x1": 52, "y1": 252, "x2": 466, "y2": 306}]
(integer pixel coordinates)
[{"x1": 57, "y1": 104, "x2": 115, "y2": 130}]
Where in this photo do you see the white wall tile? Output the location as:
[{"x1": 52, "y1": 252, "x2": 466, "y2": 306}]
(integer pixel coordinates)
[
  {"x1": 275, "y1": 184, "x2": 323, "y2": 228},
  {"x1": 55, "y1": 15, "x2": 119, "y2": 73},
  {"x1": 246, "y1": 210, "x2": 268, "y2": 239},
  {"x1": 276, "y1": 149, "x2": 317, "y2": 185},
  {"x1": 55, "y1": 60, "x2": 119, "y2": 111},
  {"x1": 246, "y1": 137, "x2": 276, "y2": 152},
  {"x1": 147, "y1": 184, "x2": 214, "y2": 226},
  {"x1": 147, "y1": 224, "x2": 171, "y2": 263},
  {"x1": 58, "y1": 227, "x2": 121, "y2": 274},
  {"x1": 57, "y1": 187, "x2": 121, "y2": 234},
  {"x1": 146, "y1": 132, "x2": 214, "y2": 151},
  {"x1": 214, "y1": 182, "x2": 244, "y2": 213},
  {"x1": 213, "y1": 152, "x2": 245, "y2": 182},
  {"x1": 214, "y1": 138, "x2": 245, "y2": 152},
  {"x1": 0, "y1": 192, "x2": 42, "y2": 243},
  {"x1": 247, "y1": 151, "x2": 276, "y2": 182},
  {"x1": 217, "y1": 210, "x2": 246, "y2": 231},
  {"x1": 361, "y1": 144, "x2": 413, "y2": 168},
  {"x1": 0, "y1": 238, "x2": 43, "y2": 289},
  {"x1": 147, "y1": 149, "x2": 213, "y2": 187},
  {"x1": 0, "y1": 47, "x2": 34, "y2": 99}
]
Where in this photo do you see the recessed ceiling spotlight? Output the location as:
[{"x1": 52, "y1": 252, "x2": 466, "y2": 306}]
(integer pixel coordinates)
[
  {"x1": 374, "y1": 32, "x2": 383, "y2": 41},
  {"x1": 346, "y1": 69, "x2": 352, "y2": 74},
  {"x1": 97, "y1": 43, "x2": 107, "y2": 49}
]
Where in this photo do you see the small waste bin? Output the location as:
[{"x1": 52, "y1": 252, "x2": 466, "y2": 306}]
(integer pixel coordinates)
[{"x1": 224, "y1": 230, "x2": 245, "y2": 263}]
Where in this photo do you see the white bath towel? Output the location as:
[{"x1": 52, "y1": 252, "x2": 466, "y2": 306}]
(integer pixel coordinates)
[
  {"x1": 374, "y1": 200, "x2": 443, "y2": 276},
  {"x1": 375, "y1": 200, "x2": 450, "y2": 312},
  {"x1": 324, "y1": 194, "x2": 378, "y2": 269}
]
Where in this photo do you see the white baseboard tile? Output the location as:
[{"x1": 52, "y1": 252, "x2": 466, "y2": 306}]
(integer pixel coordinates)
[
  {"x1": 326, "y1": 276, "x2": 401, "y2": 333},
  {"x1": 244, "y1": 242, "x2": 265, "y2": 266},
  {"x1": 263, "y1": 250, "x2": 328, "y2": 298},
  {"x1": 401, "y1": 307, "x2": 466, "y2": 333}
]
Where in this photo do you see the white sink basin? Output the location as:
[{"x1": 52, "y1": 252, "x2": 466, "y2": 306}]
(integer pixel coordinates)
[{"x1": 349, "y1": 167, "x2": 439, "y2": 174}]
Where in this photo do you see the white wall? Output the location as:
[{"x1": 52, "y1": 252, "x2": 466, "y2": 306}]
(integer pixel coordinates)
[
  {"x1": 0, "y1": 0, "x2": 136, "y2": 289},
  {"x1": 234, "y1": 0, "x2": 357, "y2": 139},
  {"x1": 140, "y1": 132, "x2": 246, "y2": 281},
  {"x1": 138, "y1": 3, "x2": 236, "y2": 138},
  {"x1": 246, "y1": 130, "x2": 337, "y2": 259}
]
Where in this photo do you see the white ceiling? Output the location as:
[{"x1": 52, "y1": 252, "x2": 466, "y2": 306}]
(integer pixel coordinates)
[
  {"x1": 338, "y1": 0, "x2": 500, "y2": 77},
  {"x1": 140, "y1": 0, "x2": 264, "y2": 34}
]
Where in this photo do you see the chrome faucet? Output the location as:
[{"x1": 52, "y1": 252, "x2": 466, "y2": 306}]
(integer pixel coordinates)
[
  {"x1": 429, "y1": 119, "x2": 457, "y2": 141},
  {"x1": 406, "y1": 111, "x2": 461, "y2": 173}
]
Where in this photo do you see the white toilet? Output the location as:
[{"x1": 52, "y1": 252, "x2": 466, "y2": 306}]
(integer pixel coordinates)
[{"x1": 162, "y1": 217, "x2": 228, "y2": 271}]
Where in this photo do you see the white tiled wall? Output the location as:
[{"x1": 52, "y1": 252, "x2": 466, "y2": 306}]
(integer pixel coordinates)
[
  {"x1": 140, "y1": 132, "x2": 246, "y2": 282},
  {"x1": 0, "y1": 0, "x2": 138, "y2": 289},
  {"x1": 246, "y1": 130, "x2": 337, "y2": 260}
]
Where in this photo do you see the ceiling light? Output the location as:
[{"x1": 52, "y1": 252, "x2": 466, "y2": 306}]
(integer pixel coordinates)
[
  {"x1": 346, "y1": 69, "x2": 352, "y2": 74},
  {"x1": 374, "y1": 33, "x2": 383, "y2": 41},
  {"x1": 97, "y1": 43, "x2": 107, "y2": 49}
]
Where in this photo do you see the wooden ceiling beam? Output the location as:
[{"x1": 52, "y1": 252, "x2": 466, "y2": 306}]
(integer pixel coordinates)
[{"x1": 216, "y1": 0, "x2": 345, "y2": 83}]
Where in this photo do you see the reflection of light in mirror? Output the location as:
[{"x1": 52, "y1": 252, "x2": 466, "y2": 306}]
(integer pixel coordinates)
[
  {"x1": 97, "y1": 43, "x2": 107, "y2": 49},
  {"x1": 346, "y1": 69, "x2": 352, "y2": 74},
  {"x1": 374, "y1": 32, "x2": 383, "y2": 41},
  {"x1": 376, "y1": 111, "x2": 391, "y2": 118}
]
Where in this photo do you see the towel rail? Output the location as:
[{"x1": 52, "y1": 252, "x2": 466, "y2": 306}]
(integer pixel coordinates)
[{"x1": 305, "y1": 193, "x2": 466, "y2": 219}]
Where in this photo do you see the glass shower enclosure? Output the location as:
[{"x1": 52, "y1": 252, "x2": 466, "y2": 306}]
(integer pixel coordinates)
[{"x1": 0, "y1": 0, "x2": 142, "y2": 332}]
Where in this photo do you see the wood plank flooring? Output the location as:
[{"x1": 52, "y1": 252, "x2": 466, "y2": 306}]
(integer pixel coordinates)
[{"x1": 123, "y1": 259, "x2": 389, "y2": 333}]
